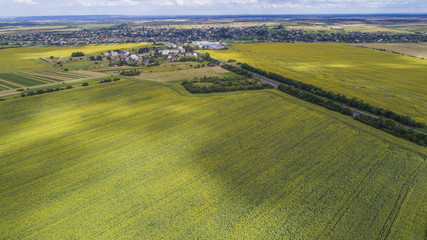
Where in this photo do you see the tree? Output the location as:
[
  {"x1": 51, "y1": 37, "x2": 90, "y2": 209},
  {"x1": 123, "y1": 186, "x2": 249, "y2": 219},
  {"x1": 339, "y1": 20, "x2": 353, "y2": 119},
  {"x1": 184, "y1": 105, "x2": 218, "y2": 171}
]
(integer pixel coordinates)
[{"x1": 71, "y1": 52, "x2": 85, "y2": 57}]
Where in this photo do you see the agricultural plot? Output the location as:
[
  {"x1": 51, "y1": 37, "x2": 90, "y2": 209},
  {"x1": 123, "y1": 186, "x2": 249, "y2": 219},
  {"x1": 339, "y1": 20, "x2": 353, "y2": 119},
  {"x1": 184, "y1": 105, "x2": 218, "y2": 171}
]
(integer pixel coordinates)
[
  {"x1": 207, "y1": 43, "x2": 427, "y2": 123},
  {"x1": 137, "y1": 67, "x2": 227, "y2": 82},
  {"x1": 349, "y1": 42, "x2": 427, "y2": 59},
  {"x1": 0, "y1": 72, "x2": 90, "y2": 89},
  {"x1": 0, "y1": 79, "x2": 425, "y2": 239},
  {"x1": 0, "y1": 73, "x2": 48, "y2": 87}
]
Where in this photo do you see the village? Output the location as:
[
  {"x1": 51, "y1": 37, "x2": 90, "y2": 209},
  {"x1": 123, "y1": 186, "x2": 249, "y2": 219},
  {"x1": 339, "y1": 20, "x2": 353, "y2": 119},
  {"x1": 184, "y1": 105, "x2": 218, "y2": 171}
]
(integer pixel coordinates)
[
  {"x1": 99, "y1": 41, "x2": 227, "y2": 67},
  {"x1": 1, "y1": 24, "x2": 425, "y2": 46}
]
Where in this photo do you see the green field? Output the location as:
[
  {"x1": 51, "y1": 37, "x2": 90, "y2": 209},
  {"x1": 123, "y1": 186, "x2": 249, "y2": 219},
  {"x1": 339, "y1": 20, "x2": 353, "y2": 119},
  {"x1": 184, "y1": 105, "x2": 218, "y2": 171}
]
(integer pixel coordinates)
[
  {"x1": 137, "y1": 66, "x2": 228, "y2": 82},
  {"x1": 0, "y1": 73, "x2": 48, "y2": 86},
  {"x1": 0, "y1": 79, "x2": 425, "y2": 239},
  {"x1": 207, "y1": 43, "x2": 427, "y2": 123},
  {"x1": 0, "y1": 72, "x2": 87, "y2": 89}
]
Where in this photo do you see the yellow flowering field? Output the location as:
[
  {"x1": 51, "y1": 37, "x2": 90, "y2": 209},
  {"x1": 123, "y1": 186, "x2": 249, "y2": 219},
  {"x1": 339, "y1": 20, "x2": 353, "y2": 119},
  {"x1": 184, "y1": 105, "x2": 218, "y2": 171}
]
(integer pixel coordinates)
[
  {"x1": 207, "y1": 43, "x2": 427, "y2": 123},
  {"x1": 0, "y1": 79, "x2": 425, "y2": 239}
]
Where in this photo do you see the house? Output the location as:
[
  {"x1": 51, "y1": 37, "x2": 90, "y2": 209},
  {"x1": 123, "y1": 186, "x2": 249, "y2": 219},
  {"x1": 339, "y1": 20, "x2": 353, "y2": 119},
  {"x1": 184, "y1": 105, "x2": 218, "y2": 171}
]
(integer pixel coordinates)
[
  {"x1": 130, "y1": 54, "x2": 139, "y2": 61},
  {"x1": 160, "y1": 49, "x2": 170, "y2": 55}
]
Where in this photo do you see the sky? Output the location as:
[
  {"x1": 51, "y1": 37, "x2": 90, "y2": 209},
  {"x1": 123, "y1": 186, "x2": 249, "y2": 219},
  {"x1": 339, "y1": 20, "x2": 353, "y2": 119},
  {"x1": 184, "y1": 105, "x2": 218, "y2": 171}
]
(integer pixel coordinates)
[{"x1": 0, "y1": 0, "x2": 426, "y2": 17}]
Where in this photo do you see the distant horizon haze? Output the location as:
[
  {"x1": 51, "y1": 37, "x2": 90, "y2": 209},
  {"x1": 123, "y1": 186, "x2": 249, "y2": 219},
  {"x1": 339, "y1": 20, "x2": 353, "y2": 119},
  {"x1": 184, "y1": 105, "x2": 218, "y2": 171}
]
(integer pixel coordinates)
[{"x1": 1, "y1": 0, "x2": 426, "y2": 17}]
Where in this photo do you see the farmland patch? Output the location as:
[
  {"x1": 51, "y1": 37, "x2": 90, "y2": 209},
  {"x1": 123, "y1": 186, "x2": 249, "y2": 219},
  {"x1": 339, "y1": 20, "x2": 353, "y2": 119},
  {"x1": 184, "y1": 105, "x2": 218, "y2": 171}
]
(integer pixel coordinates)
[
  {"x1": 0, "y1": 73, "x2": 47, "y2": 87},
  {"x1": 0, "y1": 80, "x2": 425, "y2": 239},
  {"x1": 137, "y1": 67, "x2": 223, "y2": 82}
]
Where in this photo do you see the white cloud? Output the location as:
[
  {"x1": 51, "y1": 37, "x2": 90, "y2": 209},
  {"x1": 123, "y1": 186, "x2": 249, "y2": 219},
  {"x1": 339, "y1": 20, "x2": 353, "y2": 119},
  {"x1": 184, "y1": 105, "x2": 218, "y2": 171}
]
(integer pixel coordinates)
[
  {"x1": 76, "y1": 0, "x2": 137, "y2": 7},
  {"x1": 154, "y1": 0, "x2": 258, "y2": 6},
  {"x1": 14, "y1": 0, "x2": 38, "y2": 4},
  {"x1": 1, "y1": 0, "x2": 426, "y2": 16}
]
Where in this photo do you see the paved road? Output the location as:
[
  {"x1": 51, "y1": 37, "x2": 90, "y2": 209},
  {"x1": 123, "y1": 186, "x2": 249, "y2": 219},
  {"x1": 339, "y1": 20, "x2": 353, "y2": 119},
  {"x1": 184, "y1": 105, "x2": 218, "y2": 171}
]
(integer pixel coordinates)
[{"x1": 253, "y1": 74, "x2": 279, "y2": 86}]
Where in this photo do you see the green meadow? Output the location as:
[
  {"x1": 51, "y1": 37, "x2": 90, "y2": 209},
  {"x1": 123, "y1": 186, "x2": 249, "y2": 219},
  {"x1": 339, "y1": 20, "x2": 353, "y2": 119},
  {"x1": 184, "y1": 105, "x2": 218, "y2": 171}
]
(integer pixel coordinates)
[
  {"x1": 207, "y1": 43, "x2": 427, "y2": 123},
  {"x1": 1, "y1": 79, "x2": 425, "y2": 239}
]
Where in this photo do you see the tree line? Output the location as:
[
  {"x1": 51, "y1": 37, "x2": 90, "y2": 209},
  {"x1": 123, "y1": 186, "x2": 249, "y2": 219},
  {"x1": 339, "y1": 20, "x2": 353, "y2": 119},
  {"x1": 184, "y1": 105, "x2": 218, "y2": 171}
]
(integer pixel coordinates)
[
  {"x1": 120, "y1": 69, "x2": 140, "y2": 76},
  {"x1": 182, "y1": 75, "x2": 272, "y2": 94},
  {"x1": 221, "y1": 64, "x2": 253, "y2": 78},
  {"x1": 354, "y1": 115, "x2": 426, "y2": 146},
  {"x1": 240, "y1": 63, "x2": 425, "y2": 128},
  {"x1": 21, "y1": 85, "x2": 72, "y2": 97},
  {"x1": 278, "y1": 84, "x2": 353, "y2": 116}
]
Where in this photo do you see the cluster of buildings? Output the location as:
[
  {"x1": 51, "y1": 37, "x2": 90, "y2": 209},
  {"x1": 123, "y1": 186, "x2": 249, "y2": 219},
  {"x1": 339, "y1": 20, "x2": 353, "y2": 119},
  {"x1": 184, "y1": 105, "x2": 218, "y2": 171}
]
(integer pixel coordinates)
[
  {"x1": 102, "y1": 42, "x2": 205, "y2": 66},
  {"x1": 1, "y1": 26, "x2": 425, "y2": 45},
  {"x1": 192, "y1": 41, "x2": 229, "y2": 50},
  {"x1": 104, "y1": 50, "x2": 145, "y2": 67}
]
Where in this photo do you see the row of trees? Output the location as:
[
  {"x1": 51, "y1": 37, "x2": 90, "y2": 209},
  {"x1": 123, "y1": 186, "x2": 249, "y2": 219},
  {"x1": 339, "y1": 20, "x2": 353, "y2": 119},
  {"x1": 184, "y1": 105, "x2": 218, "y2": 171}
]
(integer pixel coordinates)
[
  {"x1": 120, "y1": 70, "x2": 140, "y2": 76},
  {"x1": 240, "y1": 63, "x2": 425, "y2": 128},
  {"x1": 21, "y1": 85, "x2": 72, "y2": 97},
  {"x1": 182, "y1": 76, "x2": 272, "y2": 94},
  {"x1": 355, "y1": 115, "x2": 426, "y2": 146},
  {"x1": 278, "y1": 84, "x2": 353, "y2": 116},
  {"x1": 221, "y1": 64, "x2": 253, "y2": 78},
  {"x1": 99, "y1": 78, "x2": 120, "y2": 83},
  {"x1": 89, "y1": 55, "x2": 103, "y2": 61}
]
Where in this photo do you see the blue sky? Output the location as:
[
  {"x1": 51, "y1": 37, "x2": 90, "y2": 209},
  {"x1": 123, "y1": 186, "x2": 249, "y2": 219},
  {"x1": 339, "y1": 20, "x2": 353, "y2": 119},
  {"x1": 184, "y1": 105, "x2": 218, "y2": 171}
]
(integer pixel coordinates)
[{"x1": 1, "y1": 0, "x2": 426, "y2": 16}]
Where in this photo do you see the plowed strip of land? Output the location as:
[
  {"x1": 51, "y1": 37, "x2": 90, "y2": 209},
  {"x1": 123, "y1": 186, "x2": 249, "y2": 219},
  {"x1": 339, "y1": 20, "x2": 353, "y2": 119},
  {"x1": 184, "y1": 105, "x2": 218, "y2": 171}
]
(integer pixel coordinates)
[
  {"x1": 47, "y1": 72, "x2": 84, "y2": 79},
  {"x1": 0, "y1": 83, "x2": 11, "y2": 90},
  {"x1": 0, "y1": 78, "x2": 24, "y2": 88},
  {"x1": 25, "y1": 72, "x2": 71, "y2": 81},
  {"x1": 14, "y1": 73, "x2": 55, "y2": 84}
]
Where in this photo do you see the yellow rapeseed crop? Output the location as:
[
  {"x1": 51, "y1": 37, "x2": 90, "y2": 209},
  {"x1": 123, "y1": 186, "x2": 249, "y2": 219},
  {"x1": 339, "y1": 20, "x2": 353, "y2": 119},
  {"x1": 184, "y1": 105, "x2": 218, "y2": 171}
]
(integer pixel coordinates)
[
  {"x1": 207, "y1": 43, "x2": 427, "y2": 123},
  {"x1": 0, "y1": 79, "x2": 425, "y2": 239}
]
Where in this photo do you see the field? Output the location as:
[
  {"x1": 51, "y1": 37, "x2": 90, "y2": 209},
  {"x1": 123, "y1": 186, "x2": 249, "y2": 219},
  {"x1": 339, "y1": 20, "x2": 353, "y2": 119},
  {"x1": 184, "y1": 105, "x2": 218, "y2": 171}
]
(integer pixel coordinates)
[
  {"x1": 0, "y1": 43, "x2": 149, "y2": 73},
  {"x1": 349, "y1": 42, "x2": 427, "y2": 59},
  {"x1": 207, "y1": 43, "x2": 427, "y2": 123},
  {"x1": 0, "y1": 25, "x2": 81, "y2": 35},
  {"x1": 0, "y1": 71, "x2": 95, "y2": 90},
  {"x1": 137, "y1": 66, "x2": 229, "y2": 82},
  {"x1": 0, "y1": 79, "x2": 425, "y2": 239},
  {"x1": 329, "y1": 23, "x2": 413, "y2": 33}
]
